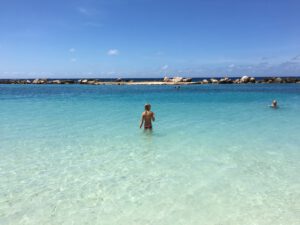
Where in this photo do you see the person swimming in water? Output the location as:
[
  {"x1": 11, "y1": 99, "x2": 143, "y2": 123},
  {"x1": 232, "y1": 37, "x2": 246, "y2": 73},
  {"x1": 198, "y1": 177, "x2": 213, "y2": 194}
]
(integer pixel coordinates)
[
  {"x1": 270, "y1": 100, "x2": 278, "y2": 109},
  {"x1": 140, "y1": 103, "x2": 155, "y2": 129}
]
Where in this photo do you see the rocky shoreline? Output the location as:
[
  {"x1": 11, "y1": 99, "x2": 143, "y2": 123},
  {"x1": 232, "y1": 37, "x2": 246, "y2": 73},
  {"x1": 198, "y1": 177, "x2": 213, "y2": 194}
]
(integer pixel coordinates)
[{"x1": 0, "y1": 76, "x2": 300, "y2": 85}]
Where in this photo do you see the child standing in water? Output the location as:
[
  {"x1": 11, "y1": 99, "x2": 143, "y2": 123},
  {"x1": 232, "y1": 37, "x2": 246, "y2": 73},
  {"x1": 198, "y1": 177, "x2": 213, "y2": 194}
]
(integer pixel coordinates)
[{"x1": 140, "y1": 103, "x2": 155, "y2": 129}]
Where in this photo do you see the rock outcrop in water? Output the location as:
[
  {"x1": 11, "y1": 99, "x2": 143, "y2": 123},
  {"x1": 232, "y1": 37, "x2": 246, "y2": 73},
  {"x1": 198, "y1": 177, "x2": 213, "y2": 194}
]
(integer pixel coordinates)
[
  {"x1": 172, "y1": 77, "x2": 184, "y2": 83},
  {"x1": 240, "y1": 76, "x2": 250, "y2": 83},
  {"x1": 32, "y1": 79, "x2": 47, "y2": 84},
  {"x1": 163, "y1": 77, "x2": 170, "y2": 82},
  {"x1": 201, "y1": 79, "x2": 209, "y2": 84},
  {"x1": 219, "y1": 77, "x2": 233, "y2": 84},
  {"x1": 210, "y1": 78, "x2": 219, "y2": 84},
  {"x1": 0, "y1": 76, "x2": 299, "y2": 85},
  {"x1": 183, "y1": 78, "x2": 192, "y2": 82},
  {"x1": 163, "y1": 76, "x2": 192, "y2": 83}
]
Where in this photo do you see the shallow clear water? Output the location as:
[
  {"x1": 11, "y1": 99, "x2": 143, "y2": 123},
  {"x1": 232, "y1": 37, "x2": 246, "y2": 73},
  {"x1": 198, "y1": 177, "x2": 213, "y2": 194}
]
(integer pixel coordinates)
[{"x1": 0, "y1": 84, "x2": 299, "y2": 225}]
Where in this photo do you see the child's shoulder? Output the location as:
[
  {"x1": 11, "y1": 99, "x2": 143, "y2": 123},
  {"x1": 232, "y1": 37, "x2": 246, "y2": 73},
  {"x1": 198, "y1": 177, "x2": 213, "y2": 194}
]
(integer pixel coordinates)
[{"x1": 142, "y1": 111, "x2": 154, "y2": 115}]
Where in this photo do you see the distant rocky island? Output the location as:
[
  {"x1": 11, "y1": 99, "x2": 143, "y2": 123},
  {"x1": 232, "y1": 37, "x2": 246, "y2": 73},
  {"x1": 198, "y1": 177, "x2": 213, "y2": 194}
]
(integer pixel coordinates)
[{"x1": 0, "y1": 76, "x2": 300, "y2": 85}]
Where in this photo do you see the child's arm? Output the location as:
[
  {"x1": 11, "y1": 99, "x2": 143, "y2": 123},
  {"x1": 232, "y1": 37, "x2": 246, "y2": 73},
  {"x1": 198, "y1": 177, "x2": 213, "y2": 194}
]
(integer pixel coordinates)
[
  {"x1": 152, "y1": 112, "x2": 155, "y2": 122},
  {"x1": 139, "y1": 114, "x2": 144, "y2": 128}
]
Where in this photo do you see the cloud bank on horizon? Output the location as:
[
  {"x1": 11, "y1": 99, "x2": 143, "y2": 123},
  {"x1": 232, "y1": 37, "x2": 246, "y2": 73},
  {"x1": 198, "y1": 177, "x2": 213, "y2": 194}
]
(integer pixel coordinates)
[{"x1": 0, "y1": 0, "x2": 300, "y2": 78}]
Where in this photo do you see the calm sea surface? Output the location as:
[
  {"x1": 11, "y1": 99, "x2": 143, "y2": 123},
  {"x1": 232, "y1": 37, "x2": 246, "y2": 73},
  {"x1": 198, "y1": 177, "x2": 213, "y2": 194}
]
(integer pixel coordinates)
[{"x1": 0, "y1": 84, "x2": 299, "y2": 225}]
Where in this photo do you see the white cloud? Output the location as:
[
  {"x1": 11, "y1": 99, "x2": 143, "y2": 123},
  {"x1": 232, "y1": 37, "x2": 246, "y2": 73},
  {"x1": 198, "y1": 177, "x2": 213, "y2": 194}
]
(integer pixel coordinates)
[
  {"x1": 77, "y1": 7, "x2": 98, "y2": 16},
  {"x1": 228, "y1": 64, "x2": 235, "y2": 68},
  {"x1": 69, "y1": 48, "x2": 76, "y2": 53},
  {"x1": 107, "y1": 49, "x2": 119, "y2": 56},
  {"x1": 70, "y1": 58, "x2": 77, "y2": 62},
  {"x1": 161, "y1": 64, "x2": 169, "y2": 70},
  {"x1": 78, "y1": 7, "x2": 89, "y2": 15}
]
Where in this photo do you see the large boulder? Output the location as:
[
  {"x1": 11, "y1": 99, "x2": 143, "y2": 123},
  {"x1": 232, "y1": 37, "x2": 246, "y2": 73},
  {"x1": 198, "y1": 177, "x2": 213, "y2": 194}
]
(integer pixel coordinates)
[
  {"x1": 233, "y1": 79, "x2": 240, "y2": 84},
  {"x1": 80, "y1": 79, "x2": 88, "y2": 84},
  {"x1": 240, "y1": 76, "x2": 250, "y2": 83},
  {"x1": 210, "y1": 78, "x2": 219, "y2": 84},
  {"x1": 201, "y1": 79, "x2": 209, "y2": 84},
  {"x1": 163, "y1": 76, "x2": 171, "y2": 82},
  {"x1": 32, "y1": 79, "x2": 47, "y2": 84},
  {"x1": 32, "y1": 79, "x2": 39, "y2": 84},
  {"x1": 274, "y1": 77, "x2": 283, "y2": 83},
  {"x1": 52, "y1": 80, "x2": 61, "y2": 84},
  {"x1": 87, "y1": 80, "x2": 97, "y2": 85}
]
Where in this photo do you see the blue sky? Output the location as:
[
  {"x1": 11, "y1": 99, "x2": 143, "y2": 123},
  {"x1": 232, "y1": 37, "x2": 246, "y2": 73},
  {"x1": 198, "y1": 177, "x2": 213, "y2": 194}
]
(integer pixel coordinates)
[{"x1": 0, "y1": 0, "x2": 300, "y2": 78}]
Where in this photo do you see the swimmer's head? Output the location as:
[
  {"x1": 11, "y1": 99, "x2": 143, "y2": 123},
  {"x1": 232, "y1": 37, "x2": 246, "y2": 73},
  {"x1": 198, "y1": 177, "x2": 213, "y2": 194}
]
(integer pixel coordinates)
[
  {"x1": 145, "y1": 103, "x2": 151, "y2": 111},
  {"x1": 273, "y1": 100, "x2": 277, "y2": 105}
]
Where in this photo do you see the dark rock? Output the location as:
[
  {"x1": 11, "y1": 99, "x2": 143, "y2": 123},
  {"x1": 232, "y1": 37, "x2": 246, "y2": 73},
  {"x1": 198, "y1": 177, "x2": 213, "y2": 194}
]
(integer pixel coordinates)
[
  {"x1": 20, "y1": 80, "x2": 28, "y2": 84},
  {"x1": 285, "y1": 77, "x2": 297, "y2": 83},
  {"x1": 249, "y1": 77, "x2": 256, "y2": 83},
  {"x1": 219, "y1": 77, "x2": 233, "y2": 84},
  {"x1": 61, "y1": 80, "x2": 75, "y2": 84},
  {"x1": 183, "y1": 78, "x2": 192, "y2": 82}
]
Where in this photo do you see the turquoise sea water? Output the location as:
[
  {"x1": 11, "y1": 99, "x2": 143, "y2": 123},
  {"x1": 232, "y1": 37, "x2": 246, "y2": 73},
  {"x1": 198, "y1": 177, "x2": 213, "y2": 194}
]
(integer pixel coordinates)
[{"x1": 0, "y1": 84, "x2": 300, "y2": 225}]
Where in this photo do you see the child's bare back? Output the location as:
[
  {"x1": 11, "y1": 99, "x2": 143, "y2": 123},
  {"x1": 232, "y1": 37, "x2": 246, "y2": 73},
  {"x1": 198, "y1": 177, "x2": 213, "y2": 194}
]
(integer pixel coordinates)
[{"x1": 140, "y1": 104, "x2": 155, "y2": 129}]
